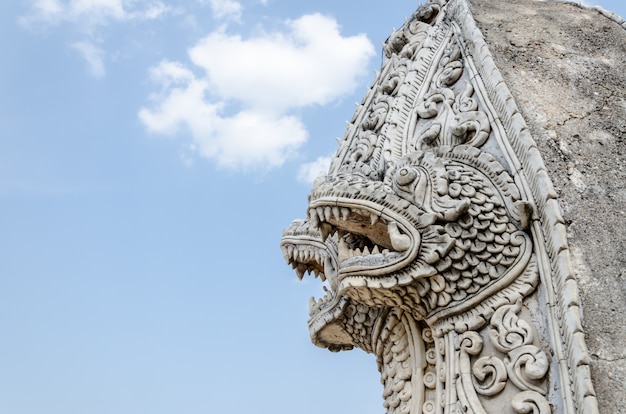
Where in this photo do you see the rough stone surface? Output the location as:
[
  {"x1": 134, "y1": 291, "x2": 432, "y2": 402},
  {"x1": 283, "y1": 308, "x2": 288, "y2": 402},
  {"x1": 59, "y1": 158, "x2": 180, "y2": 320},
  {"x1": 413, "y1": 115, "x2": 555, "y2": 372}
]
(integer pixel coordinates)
[{"x1": 471, "y1": 0, "x2": 626, "y2": 411}]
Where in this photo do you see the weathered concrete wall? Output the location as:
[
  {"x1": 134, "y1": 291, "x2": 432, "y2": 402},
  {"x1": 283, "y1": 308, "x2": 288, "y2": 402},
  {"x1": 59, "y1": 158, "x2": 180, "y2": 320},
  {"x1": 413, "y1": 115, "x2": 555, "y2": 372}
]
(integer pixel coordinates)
[{"x1": 470, "y1": 0, "x2": 626, "y2": 411}]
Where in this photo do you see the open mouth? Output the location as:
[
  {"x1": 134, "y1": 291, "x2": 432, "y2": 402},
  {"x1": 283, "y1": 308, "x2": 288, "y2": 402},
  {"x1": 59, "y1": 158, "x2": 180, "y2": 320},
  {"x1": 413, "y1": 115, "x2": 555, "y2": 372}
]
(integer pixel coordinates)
[
  {"x1": 281, "y1": 194, "x2": 420, "y2": 323},
  {"x1": 307, "y1": 200, "x2": 418, "y2": 277},
  {"x1": 280, "y1": 220, "x2": 340, "y2": 316}
]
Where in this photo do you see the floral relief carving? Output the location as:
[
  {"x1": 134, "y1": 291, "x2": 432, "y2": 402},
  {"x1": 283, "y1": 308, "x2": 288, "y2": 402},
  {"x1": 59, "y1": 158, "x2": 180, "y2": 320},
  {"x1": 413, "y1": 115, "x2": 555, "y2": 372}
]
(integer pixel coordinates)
[
  {"x1": 410, "y1": 40, "x2": 490, "y2": 151},
  {"x1": 489, "y1": 300, "x2": 549, "y2": 397},
  {"x1": 280, "y1": 0, "x2": 597, "y2": 412},
  {"x1": 472, "y1": 355, "x2": 508, "y2": 396}
]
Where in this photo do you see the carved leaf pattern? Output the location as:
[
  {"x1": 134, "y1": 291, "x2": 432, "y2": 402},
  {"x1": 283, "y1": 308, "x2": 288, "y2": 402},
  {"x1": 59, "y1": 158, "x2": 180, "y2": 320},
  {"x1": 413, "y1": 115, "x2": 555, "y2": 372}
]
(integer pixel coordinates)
[
  {"x1": 489, "y1": 299, "x2": 533, "y2": 353},
  {"x1": 446, "y1": 296, "x2": 550, "y2": 411},
  {"x1": 488, "y1": 298, "x2": 550, "y2": 408},
  {"x1": 511, "y1": 391, "x2": 551, "y2": 414},
  {"x1": 384, "y1": 3, "x2": 441, "y2": 58},
  {"x1": 436, "y1": 45, "x2": 463, "y2": 87},
  {"x1": 456, "y1": 331, "x2": 488, "y2": 414},
  {"x1": 505, "y1": 346, "x2": 549, "y2": 395},
  {"x1": 472, "y1": 356, "x2": 508, "y2": 396},
  {"x1": 410, "y1": 38, "x2": 491, "y2": 150}
]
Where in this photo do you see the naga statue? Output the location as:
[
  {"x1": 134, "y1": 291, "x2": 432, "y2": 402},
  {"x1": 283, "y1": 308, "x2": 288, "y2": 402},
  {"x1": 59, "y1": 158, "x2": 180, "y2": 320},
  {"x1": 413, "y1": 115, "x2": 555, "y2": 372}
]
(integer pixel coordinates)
[{"x1": 281, "y1": 0, "x2": 599, "y2": 412}]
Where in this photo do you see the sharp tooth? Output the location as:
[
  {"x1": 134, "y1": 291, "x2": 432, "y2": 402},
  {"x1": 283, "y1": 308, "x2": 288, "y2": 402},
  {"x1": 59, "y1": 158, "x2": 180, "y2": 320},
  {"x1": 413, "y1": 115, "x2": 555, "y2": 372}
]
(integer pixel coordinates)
[
  {"x1": 341, "y1": 207, "x2": 350, "y2": 221},
  {"x1": 316, "y1": 207, "x2": 326, "y2": 222},
  {"x1": 320, "y1": 272, "x2": 326, "y2": 282},
  {"x1": 388, "y1": 222, "x2": 411, "y2": 251},
  {"x1": 324, "y1": 206, "x2": 333, "y2": 222},
  {"x1": 363, "y1": 246, "x2": 370, "y2": 255},
  {"x1": 287, "y1": 245, "x2": 294, "y2": 257},
  {"x1": 339, "y1": 237, "x2": 349, "y2": 262},
  {"x1": 371, "y1": 214, "x2": 380, "y2": 225},
  {"x1": 321, "y1": 223, "x2": 332, "y2": 241},
  {"x1": 313, "y1": 268, "x2": 320, "y2": 277},
  {"x1": 315, "y1": 252, "x2": 321, "y2": 263},
  {"x1": 296, "y1": 266, "x2": 306, "y2": 280},
  {"x1": 332, "y1": 206, "x2": 341, "y2": 221},
  {"x1": 309, "y1": 297, "x2": 316, "y2": 309},
  {"x1": 310, "y1": 209, "x2": 319, "y2": 227},
  {"x1": 372, "y1": 245, "x2": 380, "y2": 255},
  {"x1": 354, "y1": 247, "x2": 362, "y2": 257},
  {"x1": 383, "y1": 249, "x2": 390, "y2": 255}
]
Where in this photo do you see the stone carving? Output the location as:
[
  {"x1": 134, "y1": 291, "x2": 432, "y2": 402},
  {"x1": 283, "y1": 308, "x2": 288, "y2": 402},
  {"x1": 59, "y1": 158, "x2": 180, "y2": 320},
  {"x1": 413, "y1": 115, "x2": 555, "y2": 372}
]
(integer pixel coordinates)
[{"x1": 280, "y1": 0, "x2": 598, "y2": 412}]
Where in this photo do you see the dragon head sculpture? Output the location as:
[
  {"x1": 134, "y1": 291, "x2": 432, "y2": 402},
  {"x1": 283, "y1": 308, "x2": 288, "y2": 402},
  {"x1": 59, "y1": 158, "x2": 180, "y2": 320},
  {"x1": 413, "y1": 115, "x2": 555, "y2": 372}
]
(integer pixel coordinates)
[
  {"x1": 281, "y1": 144, "x2": 533, "y2": 352},
  {"x1": 280, "y1": 0, "x2": 537, "y2": 353}
]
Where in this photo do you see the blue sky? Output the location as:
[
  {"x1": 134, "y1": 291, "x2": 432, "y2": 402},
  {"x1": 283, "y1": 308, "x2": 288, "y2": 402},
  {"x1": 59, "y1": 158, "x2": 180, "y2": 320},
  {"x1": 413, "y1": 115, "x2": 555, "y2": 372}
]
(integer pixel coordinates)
[{"x1": 1, "y1": 1, "x2": 624, "y2": 413}]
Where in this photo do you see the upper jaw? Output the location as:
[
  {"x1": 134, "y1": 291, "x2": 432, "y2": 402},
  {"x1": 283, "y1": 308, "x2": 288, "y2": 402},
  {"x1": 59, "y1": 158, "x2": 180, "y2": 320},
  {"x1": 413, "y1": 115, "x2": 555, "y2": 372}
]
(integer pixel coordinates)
[{"x1": 306, "y1": 194, "x2": 421, "y2": 281}]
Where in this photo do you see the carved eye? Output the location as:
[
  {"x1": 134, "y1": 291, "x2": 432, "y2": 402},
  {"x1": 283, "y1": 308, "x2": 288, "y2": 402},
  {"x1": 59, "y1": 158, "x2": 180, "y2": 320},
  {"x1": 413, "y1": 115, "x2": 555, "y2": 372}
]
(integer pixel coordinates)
[{"x1": 396, "y1": 167, "x2": 417, "y2": 186}]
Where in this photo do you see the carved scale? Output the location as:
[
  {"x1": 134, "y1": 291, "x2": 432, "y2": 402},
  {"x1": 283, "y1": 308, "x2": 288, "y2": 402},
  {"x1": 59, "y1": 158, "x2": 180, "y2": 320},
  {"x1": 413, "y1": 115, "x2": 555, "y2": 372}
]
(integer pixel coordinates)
[{"x1": 280, "y1": 1, "x2": 598, "y2": 413}]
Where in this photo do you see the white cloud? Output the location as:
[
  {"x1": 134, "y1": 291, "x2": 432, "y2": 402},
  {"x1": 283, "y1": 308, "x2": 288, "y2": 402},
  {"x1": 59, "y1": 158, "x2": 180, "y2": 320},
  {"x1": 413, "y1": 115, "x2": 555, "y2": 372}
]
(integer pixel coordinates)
[
  {"x1": 206, "y1": 0, "x2": 242, "y2": 21},
  {"x1": 139, "y1": 14, "x2": 374, "y2": 172},
  {"x1": 72, "y1": 41, "x2": 106, "y2": 78},
  {"x1": 189, "y1": 13, "x2": 374, "y2": 112},
  {"x1": 69, "y1": 0, "x2": 125, "y2": 20},
  {"x1": 179, "y1": 143, "x2": 197, "y2": 168},
  {"x1": 20, "y1": 0, "x2": 176, "y2": 77},
  {"x1": 20, "y1": 0, "x2": 173, "y2": 29},
  {"x1": 138, "y1": 60, "x2": 308, "y2": 171},
  {"x1": 132, "y1": 1, "x2": 172, "y2": 19},
  {"x1": 297, "y1": 155, "x2": 331, "y2": 184}
]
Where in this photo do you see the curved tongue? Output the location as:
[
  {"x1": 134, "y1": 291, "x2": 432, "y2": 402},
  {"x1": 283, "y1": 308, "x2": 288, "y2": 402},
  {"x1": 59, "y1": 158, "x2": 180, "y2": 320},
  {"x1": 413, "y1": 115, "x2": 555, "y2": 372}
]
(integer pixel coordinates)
[{"x1": 388, "y1": 222, "x2": 411, "y2": 251}]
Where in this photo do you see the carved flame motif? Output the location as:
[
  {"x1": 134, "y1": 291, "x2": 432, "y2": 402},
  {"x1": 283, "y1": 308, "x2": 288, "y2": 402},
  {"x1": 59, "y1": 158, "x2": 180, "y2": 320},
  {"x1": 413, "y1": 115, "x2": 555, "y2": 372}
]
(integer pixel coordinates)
[{"x1": 280, "y1": 0, "x2": 596, "y2": 412}]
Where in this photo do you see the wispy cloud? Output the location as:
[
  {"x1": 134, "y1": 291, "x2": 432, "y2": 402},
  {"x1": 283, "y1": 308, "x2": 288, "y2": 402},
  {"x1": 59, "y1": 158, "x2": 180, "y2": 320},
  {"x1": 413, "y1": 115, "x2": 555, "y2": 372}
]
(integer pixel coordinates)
[
  {"x1": 139, "y1": 13, "x2": 375, "y2": 172},
  {"x1": 72, "y1": 41, "x2": 106, "y2": 78},
  {"x1": 138, "y1": 60, "x2": 308, "y2": 171},
  {"x1": 19, "y1": 0, "x2": 176, "y2": 77},
  {"x1": 19, "y1": 0, "x2": 173, "y2": 29},
  {"x1": 205, "y1": 0, "x2": 242, "y2": 22},
  {"x1": 297, "y1": 155, "x2": 331, "y2": 184}
]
